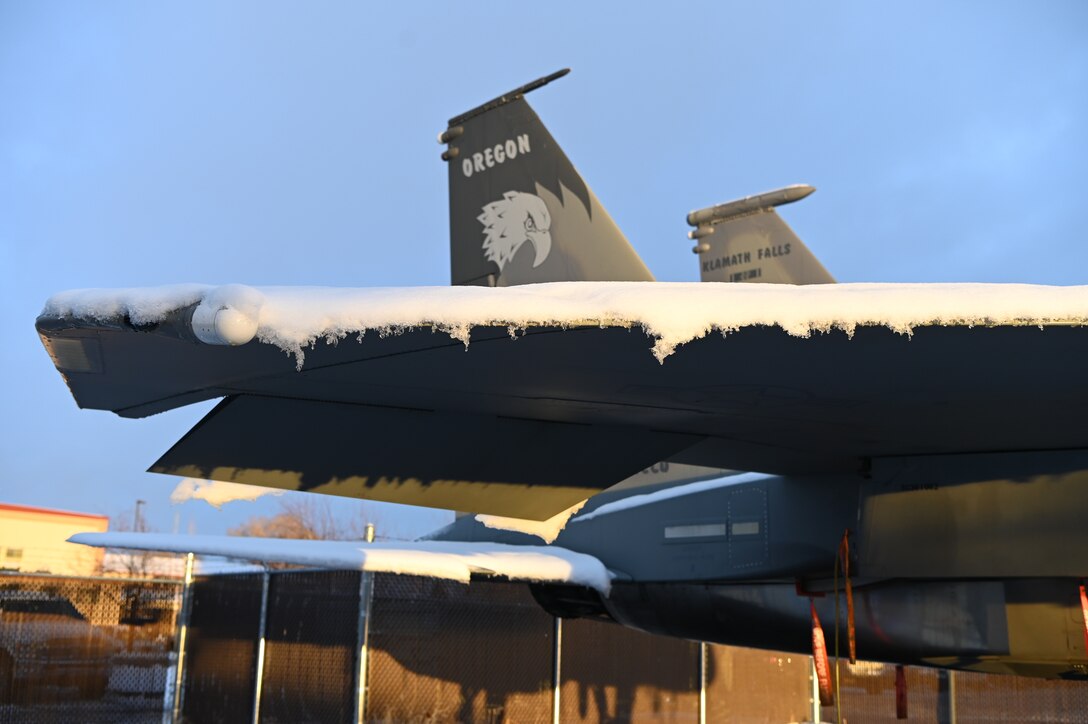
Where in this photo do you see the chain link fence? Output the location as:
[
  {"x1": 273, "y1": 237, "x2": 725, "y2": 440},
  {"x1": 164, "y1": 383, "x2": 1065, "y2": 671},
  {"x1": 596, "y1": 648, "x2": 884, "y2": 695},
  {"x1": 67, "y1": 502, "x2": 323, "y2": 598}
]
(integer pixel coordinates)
[
  {"x1": 368, "y1": 576, "x2": 555, "y2": 723},
  {"x1": 0, "y1": 572, "x2": 182, "y2": 723},
  {"x1": 952, "y1": 669, "x2": 1088, "y2": 723},
  {"x1": 822, "y1": 662, "x2": 1088, "y2": 724},
  {"x1": 258, "y1": 569, "x2": 360, "y2": 724},
  {"x1": 179, "y1": 572, "x2": 263, "y2": 723},
  {"x1": 705, "y1": 645, "x2": 814, "y2": 723},
  {"x1": 4, "y1": 569, "x2": 1088, "y2": 722},
  {"x1": 560, "y1": 617, "x2": 699, "y2": 723}
]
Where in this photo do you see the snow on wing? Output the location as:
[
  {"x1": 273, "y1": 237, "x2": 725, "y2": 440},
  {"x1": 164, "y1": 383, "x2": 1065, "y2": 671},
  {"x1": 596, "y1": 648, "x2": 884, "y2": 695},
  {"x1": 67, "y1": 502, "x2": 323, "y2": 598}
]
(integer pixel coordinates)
[
  {"x1": 38, "y1": 282, "x2": 1088, "y2": 517},
  {"x1": 68, "y1": 532, "x2": 613, "y2": 594}
]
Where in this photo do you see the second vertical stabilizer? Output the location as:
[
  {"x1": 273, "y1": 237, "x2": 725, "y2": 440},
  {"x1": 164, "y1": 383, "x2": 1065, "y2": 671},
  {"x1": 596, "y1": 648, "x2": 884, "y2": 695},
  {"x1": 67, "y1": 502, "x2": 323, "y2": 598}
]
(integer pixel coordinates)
[{"x1": 689, "y1": 185, "x2": 834, "y2": 285}]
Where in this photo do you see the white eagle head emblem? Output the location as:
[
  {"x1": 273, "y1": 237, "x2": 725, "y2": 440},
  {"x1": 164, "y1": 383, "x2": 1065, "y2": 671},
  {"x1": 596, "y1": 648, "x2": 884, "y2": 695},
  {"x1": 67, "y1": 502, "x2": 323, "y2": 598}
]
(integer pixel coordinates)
[{"x1": 477, "y1": 191, "x2": 552, "y2": 272}]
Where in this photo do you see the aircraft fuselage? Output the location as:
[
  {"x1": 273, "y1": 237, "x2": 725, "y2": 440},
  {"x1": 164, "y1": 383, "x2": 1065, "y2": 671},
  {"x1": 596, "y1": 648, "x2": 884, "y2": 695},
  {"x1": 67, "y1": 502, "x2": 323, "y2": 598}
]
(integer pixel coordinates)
[{"x1": 446, "y1": 449, "x2": 1088, "y2": 678}]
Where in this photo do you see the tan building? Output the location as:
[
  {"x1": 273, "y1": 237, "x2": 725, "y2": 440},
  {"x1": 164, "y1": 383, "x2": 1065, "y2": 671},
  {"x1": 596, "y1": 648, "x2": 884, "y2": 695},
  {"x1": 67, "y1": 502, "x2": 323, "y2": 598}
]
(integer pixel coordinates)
[{"x1": 0, "y1": 502, "x2": 109, "y2": 576}]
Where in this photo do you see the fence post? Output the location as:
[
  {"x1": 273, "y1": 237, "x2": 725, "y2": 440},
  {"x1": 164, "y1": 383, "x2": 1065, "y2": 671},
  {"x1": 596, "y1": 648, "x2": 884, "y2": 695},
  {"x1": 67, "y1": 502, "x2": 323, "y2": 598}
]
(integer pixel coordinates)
[
  {"x1": 353, "y1": 570, "x2": 375, "y2": 724},
  {"x1": 552, "y1": 617, "x2": 563, "y2": 724},
  {"x1": 168, "y1": 552, "x2": 194, "y2": 724},
  {"x1": 251, "y1": 569, "x2": 272, "y2": 724},
  {"x1": 354, "y1": 523, "x2": 376, "y2": 724},
  {"x1": 937, "y1": 669, "x2": 957, "y2": 724},
  {"x1": 698, "y1": 642, "x2": 707, "y2": 724}
]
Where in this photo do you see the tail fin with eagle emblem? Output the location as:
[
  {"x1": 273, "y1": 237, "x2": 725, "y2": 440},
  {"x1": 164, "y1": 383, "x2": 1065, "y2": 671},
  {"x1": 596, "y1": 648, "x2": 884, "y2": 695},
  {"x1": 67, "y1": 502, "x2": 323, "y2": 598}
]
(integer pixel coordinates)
[{"x1": 439, "y1": 69, "x2": 654, "y2": 287}]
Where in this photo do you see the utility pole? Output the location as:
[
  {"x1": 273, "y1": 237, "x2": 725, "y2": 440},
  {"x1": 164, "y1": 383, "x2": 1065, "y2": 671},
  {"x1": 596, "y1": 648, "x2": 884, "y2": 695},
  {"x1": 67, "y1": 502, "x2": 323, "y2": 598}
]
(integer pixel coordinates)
[{"x1": 135, "y1": 499, "x2": 146, "y2": 531}]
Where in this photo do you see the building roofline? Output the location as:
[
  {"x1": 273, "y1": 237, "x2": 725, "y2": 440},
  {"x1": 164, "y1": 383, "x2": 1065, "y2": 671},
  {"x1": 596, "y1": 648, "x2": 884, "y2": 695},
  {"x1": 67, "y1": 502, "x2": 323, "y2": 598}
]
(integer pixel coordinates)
[{"x1": 0, "y1": 502, "x2": 109, "y2": 522}]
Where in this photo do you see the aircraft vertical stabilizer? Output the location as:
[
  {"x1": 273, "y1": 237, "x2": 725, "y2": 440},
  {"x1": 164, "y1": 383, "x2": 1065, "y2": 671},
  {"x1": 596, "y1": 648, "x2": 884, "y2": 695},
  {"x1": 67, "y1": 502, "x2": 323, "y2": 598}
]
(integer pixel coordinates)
[
  {"x1": 440, "y1": 69, "x2": 654, "y2": 287},
  {"x1": 689, "y1": 185, "x2": 835, "y2": 284}
]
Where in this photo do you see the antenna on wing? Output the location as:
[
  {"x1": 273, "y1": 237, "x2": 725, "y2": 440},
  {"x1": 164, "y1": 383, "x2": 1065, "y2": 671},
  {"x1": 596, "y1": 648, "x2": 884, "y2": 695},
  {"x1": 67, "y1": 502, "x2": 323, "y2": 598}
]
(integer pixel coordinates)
[{"x1": 444, "y1": 68, "x2": 571, "y2": 129}]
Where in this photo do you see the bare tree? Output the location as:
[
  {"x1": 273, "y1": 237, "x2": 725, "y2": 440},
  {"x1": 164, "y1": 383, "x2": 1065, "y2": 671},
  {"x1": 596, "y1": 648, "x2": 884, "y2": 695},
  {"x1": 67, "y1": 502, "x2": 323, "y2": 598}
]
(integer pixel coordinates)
[
  {"x1": 229, "y1": 498, "x2": 379, "y2": 541},
  {"x1": 108, "y1": 504, "x2": 159, "y2": 578}
]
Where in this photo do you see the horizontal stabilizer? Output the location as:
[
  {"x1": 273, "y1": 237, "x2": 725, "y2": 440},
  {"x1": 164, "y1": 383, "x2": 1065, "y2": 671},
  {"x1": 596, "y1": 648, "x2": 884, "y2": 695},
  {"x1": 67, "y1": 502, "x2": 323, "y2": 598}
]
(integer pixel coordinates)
[
  {"x1": 69, "y1": 532, "x2": 613, "y2": 594},
  {"x1": 152, "y1": 395, "x2": 697, "y2": 520}
]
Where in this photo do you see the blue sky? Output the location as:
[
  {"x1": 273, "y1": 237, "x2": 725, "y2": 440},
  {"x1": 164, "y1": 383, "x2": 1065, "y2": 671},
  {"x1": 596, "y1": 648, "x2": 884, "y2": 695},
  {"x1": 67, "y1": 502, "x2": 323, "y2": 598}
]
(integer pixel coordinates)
[{"x1": 2, "y1": 2, "x2": 1085, "y2": 539}]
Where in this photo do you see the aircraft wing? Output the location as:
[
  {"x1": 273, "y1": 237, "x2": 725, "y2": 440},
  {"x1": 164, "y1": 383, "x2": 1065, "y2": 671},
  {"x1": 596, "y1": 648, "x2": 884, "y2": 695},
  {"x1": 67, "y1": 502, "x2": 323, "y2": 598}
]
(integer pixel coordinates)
[
  {"x1": 38, "y1": 282, "x2": 1088, "y2": 519},
  {"x1": 69, "y1": 532, "x2": 613, "y2": 593}
]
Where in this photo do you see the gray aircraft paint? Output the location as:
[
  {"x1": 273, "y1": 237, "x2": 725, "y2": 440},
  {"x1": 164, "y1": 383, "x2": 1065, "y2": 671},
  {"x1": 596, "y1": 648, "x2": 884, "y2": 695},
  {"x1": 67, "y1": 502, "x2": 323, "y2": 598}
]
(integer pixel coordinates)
[
  {"x1": 689, "y1": 186, "x2": 835, "y2": 285},
  {"x1": 432, "y1": 457, "x2": 1088, "y2": 678},
  {"x1": 442, "y1": 74, "x2": 652, "y2": 287},
  {"x1": 860, "y1": 450, "x2": 1088, "y2": 578},
  {"x1": 435, "y1": 452, "x2": 1088, "y2": 582},
  {"x1": 608, "y1": 462, "x2": 738, "y2": 493}
]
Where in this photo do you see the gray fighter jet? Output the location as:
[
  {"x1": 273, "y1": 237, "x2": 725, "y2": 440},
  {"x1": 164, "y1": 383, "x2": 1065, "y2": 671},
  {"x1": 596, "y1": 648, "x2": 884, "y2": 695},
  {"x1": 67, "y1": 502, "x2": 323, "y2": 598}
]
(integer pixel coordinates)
[{"x1": 44, "y1": 71, "x2": 1088, "y2": 679}]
